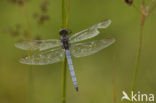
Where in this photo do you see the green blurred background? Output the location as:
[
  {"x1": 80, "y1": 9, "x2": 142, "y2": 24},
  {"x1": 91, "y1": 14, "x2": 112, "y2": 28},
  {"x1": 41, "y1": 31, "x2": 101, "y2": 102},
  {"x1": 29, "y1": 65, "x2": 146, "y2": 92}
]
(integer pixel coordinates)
[{"x1": 0, "y1": 0, "x2": 156, "y2": 103}]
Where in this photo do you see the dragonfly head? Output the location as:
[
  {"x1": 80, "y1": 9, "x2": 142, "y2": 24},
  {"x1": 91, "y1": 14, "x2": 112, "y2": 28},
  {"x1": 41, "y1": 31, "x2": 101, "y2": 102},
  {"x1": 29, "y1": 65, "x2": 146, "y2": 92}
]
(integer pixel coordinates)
[{"x1": 59, "y1": 29, "x2": 72, "y2": 36}]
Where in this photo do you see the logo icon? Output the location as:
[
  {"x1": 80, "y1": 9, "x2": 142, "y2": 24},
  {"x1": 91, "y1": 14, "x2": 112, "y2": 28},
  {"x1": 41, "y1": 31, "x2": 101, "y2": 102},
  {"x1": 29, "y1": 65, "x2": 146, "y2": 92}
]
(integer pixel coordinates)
[
  {"x1": 121, "y1": 91, "x2": 131, "y2": 101},
  {"x1": 121, "y1": 91, "x2": 154, "y2": 102}
]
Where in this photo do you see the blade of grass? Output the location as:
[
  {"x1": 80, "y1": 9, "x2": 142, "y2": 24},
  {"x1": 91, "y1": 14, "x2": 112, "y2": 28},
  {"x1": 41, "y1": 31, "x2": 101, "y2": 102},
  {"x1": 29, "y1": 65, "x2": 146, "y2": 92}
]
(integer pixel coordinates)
[
  {"x1": 20, "y1": 4, "x2": 32, "y2": 39},
  {"x1": 61, "y1": 0, "x2": 67, "y2": 102},
  {"x1": 62, "y1": 58, "x2": 67, "y2": 103},
  {"x1": 28, "y1": 67, "x2": 34, "y2": 103},
  {"x1": 66, "y1": 0, "x2": 71, "y2": 28},
  {"x1": 112, "y1": 69, "x2": 117, "y2": 103},
  {"x1": 62, "y1": 0, "x2": 71, "y2": 103},
  {"x1": 20, "y1": 4, "x2": 33, "y2": 103},
  {"x1": 112, "y1": 46, "x2": 118, "y2": 103},
  {"x1": 131, "y1": 0, "x2": 146, "y2": 92},
  {"x1": 62, "y1": 0, "x2": 66, "y2": 29}
]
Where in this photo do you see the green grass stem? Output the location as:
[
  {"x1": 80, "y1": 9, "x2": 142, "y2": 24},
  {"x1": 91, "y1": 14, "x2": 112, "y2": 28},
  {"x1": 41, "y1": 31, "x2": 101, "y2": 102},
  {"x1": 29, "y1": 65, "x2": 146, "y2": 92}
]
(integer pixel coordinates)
[
  {"x1": 61, "y1": 0, "x2": 71, "y2": 103},
  {"x1": 20, "y1": 4, "x2": 33, "y2": 103},
  {"x1": 131, "y1": 0, "x2": 146, "y2": 92}
]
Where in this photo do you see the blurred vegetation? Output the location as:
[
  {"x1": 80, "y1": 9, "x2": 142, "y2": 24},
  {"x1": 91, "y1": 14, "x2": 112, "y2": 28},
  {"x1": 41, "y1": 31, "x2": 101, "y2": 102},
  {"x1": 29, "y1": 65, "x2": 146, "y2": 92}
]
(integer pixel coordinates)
[{"x1": 0, "y1": 0, "x2": 156, "y2": 103}]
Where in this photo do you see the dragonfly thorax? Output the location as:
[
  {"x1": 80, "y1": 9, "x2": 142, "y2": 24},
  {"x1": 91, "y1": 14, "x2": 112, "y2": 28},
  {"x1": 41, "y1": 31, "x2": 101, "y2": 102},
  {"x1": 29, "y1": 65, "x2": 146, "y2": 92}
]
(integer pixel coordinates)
[
  {"x1": 61, "y1": 36, "x2": 70, "y2": 50},
  {"x1": 59, "y1": 29, "x2": 70, "y2": 50}
]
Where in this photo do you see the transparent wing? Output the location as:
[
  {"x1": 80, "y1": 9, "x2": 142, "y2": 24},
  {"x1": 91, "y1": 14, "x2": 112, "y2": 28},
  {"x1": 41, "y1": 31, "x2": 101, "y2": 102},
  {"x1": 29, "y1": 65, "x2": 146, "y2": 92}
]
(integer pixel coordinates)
[
  {"x1": 70, "y1": 36, "x2": 115, "y2": 57},
  {"x1": 69, "y1": 19, "x2": 112, "y2": 43},
  {"x1": 15, "y1": 39, "x2": 62, "y2": 51},
  {"x1": 19, "y1": 47, "x2": 65, "y2": 65}
]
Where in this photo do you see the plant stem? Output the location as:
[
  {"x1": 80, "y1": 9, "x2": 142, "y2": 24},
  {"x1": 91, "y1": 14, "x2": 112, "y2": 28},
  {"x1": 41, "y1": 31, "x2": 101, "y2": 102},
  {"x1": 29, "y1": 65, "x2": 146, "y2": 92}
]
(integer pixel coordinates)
[
  {"x1": 62, "y1": 58, "x2": 67, "y2": 103},
  {"x1": 20, "y1": 4, "x2": 33, "y2": 103},
  {"x1": 112, "y1": 50, "x2": 117, "y2": 103},
  {"x1": 28, "y1": 68, "x2": 33, "y2": 103},
  {"x1": 131, "y1": 1, "x2": 146, "y2": 92},
  {"x1": 20, "y1": 4, "x2": 32, "y2": 39},
  {"x1": 62, "y1": 0, "x2": 66, "y2": 28},
  {"x1": 112, "y1": 70, "x2": 117, "y2": 103},
  {"x1": 61, "y1": 0, "x2": 71, "y2": 103},
  {"x1": 61, "y1": 0, "x2": 67, "y2": 102},
  {"x1": 148, "y1": 1, "x2": 156, "y2": 15},
  {"x1": 66, "y1": 0, "x2": 71, "y2": 28}
]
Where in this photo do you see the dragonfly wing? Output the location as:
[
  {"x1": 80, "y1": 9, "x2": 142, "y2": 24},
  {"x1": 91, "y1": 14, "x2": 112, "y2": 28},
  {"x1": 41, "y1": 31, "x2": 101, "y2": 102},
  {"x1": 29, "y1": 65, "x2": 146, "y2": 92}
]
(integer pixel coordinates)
[
  {"x1": 15, "y1": 39, "x2": 62, "y2": 51},
  {"x1": 69, "y1": 19, "x2": 112, "y2": 43},
  {"x1": 71, "y1": 36, "x2": 115, "y2": 57},
  {"x1": 19, "y1": 47, "x2": 65, "y2": 65},
  {"x1": 65, "y1": 50, "x2": 78, "y2": 91}
]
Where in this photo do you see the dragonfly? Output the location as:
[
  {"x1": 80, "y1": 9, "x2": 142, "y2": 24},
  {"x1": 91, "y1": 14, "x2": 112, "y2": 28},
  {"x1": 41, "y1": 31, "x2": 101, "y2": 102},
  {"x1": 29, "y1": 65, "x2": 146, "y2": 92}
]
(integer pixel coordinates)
[{"x1": 15, "y1": 19, "x2": 115, "y2": 92}]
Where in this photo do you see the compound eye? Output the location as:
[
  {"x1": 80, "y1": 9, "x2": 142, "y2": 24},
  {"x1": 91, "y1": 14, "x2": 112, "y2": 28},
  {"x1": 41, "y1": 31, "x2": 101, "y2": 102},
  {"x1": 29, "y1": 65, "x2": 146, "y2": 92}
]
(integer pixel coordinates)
[{"x1": 59, "y1": 29, "x2": 68, "y2": 35}]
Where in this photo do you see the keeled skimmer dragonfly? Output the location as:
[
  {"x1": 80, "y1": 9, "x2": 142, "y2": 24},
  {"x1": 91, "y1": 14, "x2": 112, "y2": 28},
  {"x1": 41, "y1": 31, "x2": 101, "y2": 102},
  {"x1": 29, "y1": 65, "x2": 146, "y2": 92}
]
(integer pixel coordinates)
[{"x1": 15, "y1": 19, "x2": 115, "y2": 91}]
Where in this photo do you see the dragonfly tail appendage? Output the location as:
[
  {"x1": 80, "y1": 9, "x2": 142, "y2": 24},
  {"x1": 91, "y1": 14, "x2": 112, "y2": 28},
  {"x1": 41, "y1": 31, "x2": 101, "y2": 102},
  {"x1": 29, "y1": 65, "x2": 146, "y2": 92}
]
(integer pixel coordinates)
[{"x1": 65, "y1": 50, "x2": 78, "y2": 92}]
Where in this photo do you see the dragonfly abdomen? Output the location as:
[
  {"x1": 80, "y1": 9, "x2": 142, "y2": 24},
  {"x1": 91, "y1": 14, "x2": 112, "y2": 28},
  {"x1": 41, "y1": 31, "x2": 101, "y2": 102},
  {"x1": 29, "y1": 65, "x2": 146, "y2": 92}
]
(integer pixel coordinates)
[{"x1": 65, "y1": 50, "x2": 78, "y2": 91}]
